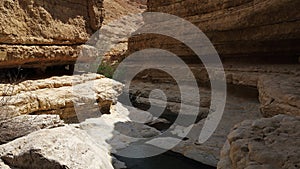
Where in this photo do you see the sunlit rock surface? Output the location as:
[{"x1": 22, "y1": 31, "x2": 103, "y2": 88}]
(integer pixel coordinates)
[
  {"x1": 0, "y1": 125, "x2": 114, "y2": 169},
  {"x1": 80, "y1": 102, "x2": 160, "y2": 153},
  {"x1": 0, "y1": 74, "x2": 124, "y2": 122},
  {"x1": 0, "y1": 0, "x2": 104, "y2": 68}
]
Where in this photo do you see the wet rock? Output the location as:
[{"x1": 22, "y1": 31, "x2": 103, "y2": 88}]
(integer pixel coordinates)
[
  {"x1": 0, "y1": 115, "x2": 64, "y2": 144},
  {"x1": 0, "y1": 125, "x2": 114, "y2": 169},
  {"x1": 217, "y1": 114, "x2": 300, "y2": 169},
  {"x1": 147, "y1": 118, "x2": 171, "y2": 131},
  {"x1": 112, "y1": 156, "x2": 127, "y2": 169}
]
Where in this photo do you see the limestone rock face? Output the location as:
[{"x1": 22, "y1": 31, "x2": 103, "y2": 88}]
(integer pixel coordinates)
[
  {"x1": 128, "y1": 0, "x2": 300, "y2": 63},
  {"x1": 0, "y1": 73, "x2": 124, "y2": 122},
  {"x1": 258, "y1": 75, "x2": 300, "y2": 117},
  {"x1": 0, "y1": 115, "x2": 64, "y2": 144},
  {"x1": 131, "y1": 0, "x2": 300, "y2": 62},
  {"x1": 217, "y1": 115, "x2": 300, "y2": 169},
  {"x1": 99, "y1": 0, "x2": 145, "y2": 64},
  {"x1": 103, "y1": 0, "x2": 145, "y2": 24},
  {"x1": 0, "y1": 0, "x2": 103, "y2": 44},
  {"x1": 0, "y1": 125, "x2": 114, "y2": 169},
  {"x1": 100, "y1": 13, "x2": 144, "y2": 64},
  {"x1": 0, "y1": 0, "x2": 104, "y2": 68}
]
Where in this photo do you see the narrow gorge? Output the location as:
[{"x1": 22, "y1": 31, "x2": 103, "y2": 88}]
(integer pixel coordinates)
[{"x1": 0, "y1": 0, "x2": 299, "y2": 169}]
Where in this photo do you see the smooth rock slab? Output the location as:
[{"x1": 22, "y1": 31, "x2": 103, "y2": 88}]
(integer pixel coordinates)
[
  {"x1": 0, "y1": 126, "x2": 114, "y2": 169},
  {"x1": 80, "y1": 102, "x2": 160, "y2": 153},
  {"x1": 217, "y1": 114, "x2": 300, "y2": 169}
]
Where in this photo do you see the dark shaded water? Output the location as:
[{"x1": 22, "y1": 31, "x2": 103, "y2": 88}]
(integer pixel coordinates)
[{"x1": 115, "y1": 151, "x2": 215, "y2": 169}]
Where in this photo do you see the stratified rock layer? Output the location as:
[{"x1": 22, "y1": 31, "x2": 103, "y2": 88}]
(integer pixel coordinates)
[
  {"x1": 128, "y1": 0, "x2": 300, "y2": 63},
  {"x1": 217, "y1": 114, "x2": 300, "y2": 169},
  {"x1": 128, "y1": 64, "x2": 300, "y2": 118},
  {"x1": 0, "y1": 0, "x2": 104, "y2": 68},
  {"x1": 0, "y1": 74, "x2": 124, "y2": 122}
]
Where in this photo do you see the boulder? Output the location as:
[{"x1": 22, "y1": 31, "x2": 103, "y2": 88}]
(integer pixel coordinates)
[
  {"x1": 127, "y1": 81, "x2": 261, "y2": 166},
  {"x1": 0, "y1": 103, "x2": 160, "y2": 169},
  {"x1": 0, "y1": 115, "x2": 64, "y2": 144},
  {"x1": 217, "y1": 114, "x2": 300, "y2": 169},
  {"x1": 0, "y1": 125, "x2": 114, "y2": 169}
]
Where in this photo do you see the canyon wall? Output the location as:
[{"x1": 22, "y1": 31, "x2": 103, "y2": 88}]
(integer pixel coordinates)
[
  {"x1": 0, "y1": 0, "x2": 104, "y2": 68},
  {"x1": 125, "y1": 1, "x2": 300, "y2": 167},
  {"x1": 128, "y1": 0, "x2": 300, "y2": 64}
]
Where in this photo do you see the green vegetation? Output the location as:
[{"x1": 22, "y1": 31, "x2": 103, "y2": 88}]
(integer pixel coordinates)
[
  {"x1": 97, "y1": 61, "x2": 126, "y2": 82},
  {"x1": 97, "y1": 62, "x2": 115, "y2": 78}
]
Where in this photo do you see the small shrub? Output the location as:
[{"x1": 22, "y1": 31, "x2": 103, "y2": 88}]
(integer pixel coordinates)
[{"x1": 97, "y1": 62, "x2": 115, "y2": 78}]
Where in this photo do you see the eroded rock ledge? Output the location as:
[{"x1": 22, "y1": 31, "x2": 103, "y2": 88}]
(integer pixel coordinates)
[{"x1": 0, "y1": 73, "x2": 124, "y2": 122}]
